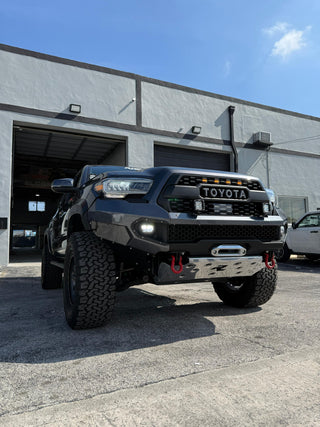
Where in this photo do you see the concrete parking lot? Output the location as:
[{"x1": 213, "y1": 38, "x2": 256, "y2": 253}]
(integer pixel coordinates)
[{"x1": 0, "y1": 255, "x2": 319, "y2": 426}]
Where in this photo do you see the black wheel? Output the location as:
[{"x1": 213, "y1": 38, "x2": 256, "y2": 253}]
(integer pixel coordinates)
[
  {"x1": 64, "y1": 231, "x2": 117, "y2": 329},
  {"x1": 213, "y1": 265, "x2": 278, "y2": 308},
  {"x1": 275, "y1": 244, "x2": 291, "y2": 262},
  {"x1": 41, "y1": 240, "x2": 63, "y2": 289},
  {"x1": 305, "y1": 254, "x2": 320, "y2": 261}
]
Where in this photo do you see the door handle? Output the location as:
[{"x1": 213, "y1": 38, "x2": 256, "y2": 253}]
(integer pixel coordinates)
[{"x1": 310, "y1": 230, "x2": 319, "y2": 233}]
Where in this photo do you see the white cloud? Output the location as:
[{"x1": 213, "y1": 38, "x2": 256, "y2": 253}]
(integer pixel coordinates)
[
  {"x1": 271, "y1": 29, "x2": 306, "y2": 58},
  {"x1": 263, "y1": 22, "x2": 289, "y2": 36},
  {"x1": 263, "y1": 23, "x2": 312, "y2": 59}
]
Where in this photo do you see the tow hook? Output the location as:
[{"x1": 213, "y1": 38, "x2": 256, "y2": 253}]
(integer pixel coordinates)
[
  {"x1": 264, "y1": 252, "x2": 275, "y2": 269},
  {"x1": 171, "y1": 254, "x2": 183, "y2": 274}
]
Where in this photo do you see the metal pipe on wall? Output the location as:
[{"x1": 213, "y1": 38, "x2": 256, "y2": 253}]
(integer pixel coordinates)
[{"x1": 228, "y1": 105, "x2": 238, "y2": 172}]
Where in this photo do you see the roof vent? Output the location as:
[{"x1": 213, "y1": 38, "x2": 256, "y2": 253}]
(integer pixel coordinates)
[{"x1": 253, "y1": 132, "x2": 273, "y2": 147}]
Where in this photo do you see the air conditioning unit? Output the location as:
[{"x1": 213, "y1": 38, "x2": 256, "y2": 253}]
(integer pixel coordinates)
[{"x1": 253, "y1": 131, "x2": 273, "y2": 146}]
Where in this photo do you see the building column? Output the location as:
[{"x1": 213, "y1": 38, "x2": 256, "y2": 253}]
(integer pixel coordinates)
[
  {"x1": 0, "y1": 114, "x2": 13, "y2": 267},
  {"x1": 126, "y1": 133, "x2": 154, "y2": 168}
]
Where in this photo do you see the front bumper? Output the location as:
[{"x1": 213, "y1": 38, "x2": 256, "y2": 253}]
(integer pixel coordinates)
[{"x1": 88, "y1": 202, "x2": 285, "y2": 256}]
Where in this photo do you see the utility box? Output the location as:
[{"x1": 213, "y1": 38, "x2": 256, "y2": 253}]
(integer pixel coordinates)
[{"x1": 253, "y1": 132, "x2": 273, "y2": 147}]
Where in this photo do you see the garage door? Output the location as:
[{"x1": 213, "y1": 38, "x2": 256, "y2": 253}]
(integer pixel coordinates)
[{"x1": 154, "y1": 145, "x2": 230, "y2": 171}]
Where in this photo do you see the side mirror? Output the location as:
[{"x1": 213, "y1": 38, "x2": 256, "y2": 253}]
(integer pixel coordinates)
[
  {"x1": 51, "y1": 178, "x2": 76, "y2": 193},
  {"x1": 292, "y1": 222, "x2": 297, "y2": 229}
]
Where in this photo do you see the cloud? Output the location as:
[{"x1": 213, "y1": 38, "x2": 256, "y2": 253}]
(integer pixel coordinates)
[
  {"x1": 263, "y1": 22, "x2": 289, "y2": 36},
  {"x1": 263, "y1": 23, "x2": 311, "y2": 59},
  {"x1": 271, "y1": 29, "x2": 306, "y2": 58},
  {"x1": 224, "y1": 60, "x2": 231, "y2": 77}
]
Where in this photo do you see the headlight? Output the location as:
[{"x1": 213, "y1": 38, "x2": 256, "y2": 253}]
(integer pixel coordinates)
[
  {"x1": 280, "y1": 225, "x2": 287, "y2": 242},
  {"x1": 95, "y1": 178, "x2": 153, "y2": 198},
  {"x1": 264, "y1": 189, "x2": 277, "y2": 215},
  {"x1": 265, "y1": 189, "x2": 277, "y2": 205}
]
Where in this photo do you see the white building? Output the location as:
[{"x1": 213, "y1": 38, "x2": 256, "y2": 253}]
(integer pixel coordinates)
[{"x1": 1, "y1": 43, "x2": 319, "y2": 266}]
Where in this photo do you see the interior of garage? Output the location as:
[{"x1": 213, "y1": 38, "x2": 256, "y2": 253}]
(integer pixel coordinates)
[{"x1": 10, "y1": 125, "x2": 126, "y2": 260}]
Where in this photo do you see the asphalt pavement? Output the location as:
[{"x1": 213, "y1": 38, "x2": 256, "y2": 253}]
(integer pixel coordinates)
[{"x1": 0, "y1": 254, "x2": 319, "y2": 426}]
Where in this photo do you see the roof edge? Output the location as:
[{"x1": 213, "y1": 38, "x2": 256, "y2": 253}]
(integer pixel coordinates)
[{"x1": 1, "y1": 43, "x2": 320, "y2": 123}]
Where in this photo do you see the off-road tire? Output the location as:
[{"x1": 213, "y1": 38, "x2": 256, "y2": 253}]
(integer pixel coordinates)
[
  {"x1": 41, "y1": 240, "x2": 63, "y2": 289},
  {"x1": 275, "y1": 244, "x2": 291, "y2": 262},
  {"x1": 64, "y1": 231, "x2": 117, "y2": 329},
  {"x1": 213, "y1": 265, "x2": 278, "y2": 308}
]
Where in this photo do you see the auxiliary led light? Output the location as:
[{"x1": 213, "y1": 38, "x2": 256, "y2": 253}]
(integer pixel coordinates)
[
  {"x1": 263, "y1": 203, "x2": 271, "y2": 214},
  {"x1": 194, "y1": 199, "x2": 204, "y2": 211},
  {"x1": 140, "y1": 223, "x2": 155, "y2": 234}
]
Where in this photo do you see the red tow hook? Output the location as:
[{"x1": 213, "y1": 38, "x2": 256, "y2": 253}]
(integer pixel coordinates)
[
  {"x1": 264, "y1": 252, "x2": 275, "y2": 269},
  {"x1": 171, "y1": 255, "x2": 183, "y2": 274}
]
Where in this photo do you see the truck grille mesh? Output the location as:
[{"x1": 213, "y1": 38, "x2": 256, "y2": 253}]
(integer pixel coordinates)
[
  {"x1": 169, "y1": 199, "x2": 263, "y2": 217},
  {"x1": 158, "y1": 174, "x2": 267, "y2": 217},
  {"x1": 168, "y1": 225, "x2": 279, "y2": 242}
]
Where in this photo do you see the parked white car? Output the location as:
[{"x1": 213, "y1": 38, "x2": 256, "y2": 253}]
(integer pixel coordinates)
[{"x1": 278, "y1": 211, "x2": 320, "y2": 261}]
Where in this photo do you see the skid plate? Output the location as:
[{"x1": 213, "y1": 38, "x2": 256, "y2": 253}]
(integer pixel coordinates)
[{"x1": 155, "y1": 256, "x2": 264, "y2": 284}]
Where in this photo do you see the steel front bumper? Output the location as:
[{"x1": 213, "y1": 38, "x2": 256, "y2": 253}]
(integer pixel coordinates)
[{"x1": 88, "y1": 203, "x2": 285, "y2": 256}]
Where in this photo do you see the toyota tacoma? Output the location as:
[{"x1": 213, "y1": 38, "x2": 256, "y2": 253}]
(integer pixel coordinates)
[{"x1": 42, "y1": 165, "x2": 287, "y2": 329}]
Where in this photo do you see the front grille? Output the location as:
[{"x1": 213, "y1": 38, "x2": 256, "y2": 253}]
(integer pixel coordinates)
[
  {"x1": 178, "y1": 175, "x2": 263, "y2": 191},
  {"x1": 168, "y1": 224, "x2": 279, "y2": 243},
  {"x1": 169, "y1": 199, "x2": 263, "y2": 217},
  {"x1": 169, "y1": 199, "x2": 193, "y2": 213}
]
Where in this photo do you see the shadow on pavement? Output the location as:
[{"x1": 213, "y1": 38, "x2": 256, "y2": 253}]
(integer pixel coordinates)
[{"x1": 0, "y1": 275, "x2": 259, "y2": 364}]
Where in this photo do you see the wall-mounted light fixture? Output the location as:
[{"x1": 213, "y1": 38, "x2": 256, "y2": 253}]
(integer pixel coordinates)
[
  {"x1": 69, "y1": 104, "x2": 81, "y2": 114},
  {"x1": 191, "y1": 126, "x2": 201, "y2": 134}
]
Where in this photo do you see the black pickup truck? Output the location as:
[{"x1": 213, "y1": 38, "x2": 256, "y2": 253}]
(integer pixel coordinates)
[{"x1": 42, "y1": 165, "x2": 287, "y2": 329}]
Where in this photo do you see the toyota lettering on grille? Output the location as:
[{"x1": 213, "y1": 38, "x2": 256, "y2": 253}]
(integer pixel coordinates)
[{"x1": 200, "y1": 186, "x2": 248, "y2": 200}]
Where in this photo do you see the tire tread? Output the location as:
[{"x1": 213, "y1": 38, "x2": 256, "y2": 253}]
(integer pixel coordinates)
[
  {"x1": 213, "y1": 265, "x2": 278, "y2": 308},
  {"x1": 64, "y1": 231, "x2": 117, "y2": 329}
]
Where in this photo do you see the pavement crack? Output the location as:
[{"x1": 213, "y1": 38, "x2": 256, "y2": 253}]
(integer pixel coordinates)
[
  {"x1": 229, "y1": 334, "x2": 278, "y2": 352},
  {"x1": 0, "y1": 369, "x2": 208, "y2": 419}
]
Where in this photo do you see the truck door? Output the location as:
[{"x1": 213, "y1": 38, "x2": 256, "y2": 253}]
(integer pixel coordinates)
[{"x1": 289, "y1": 213, "x2": 320, "y2": 254}]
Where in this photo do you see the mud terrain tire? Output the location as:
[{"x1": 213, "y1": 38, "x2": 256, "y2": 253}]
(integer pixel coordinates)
[
  {"x1": 64, "y1": 231, "x2": 117, "y2": 329},
  {"x1": 213, "y1": 265, "x2": 277, "y2": 308}
]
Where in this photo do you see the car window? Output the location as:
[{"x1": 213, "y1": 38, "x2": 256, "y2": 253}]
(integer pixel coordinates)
[{"x1": 297, "y1": 214, "x2": 320, "y2": 228}]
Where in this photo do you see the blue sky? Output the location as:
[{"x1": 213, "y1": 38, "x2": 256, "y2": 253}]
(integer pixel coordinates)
[{"x1": 1, "y1": 0, "x2": 320, "y2": 117}]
